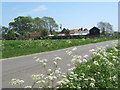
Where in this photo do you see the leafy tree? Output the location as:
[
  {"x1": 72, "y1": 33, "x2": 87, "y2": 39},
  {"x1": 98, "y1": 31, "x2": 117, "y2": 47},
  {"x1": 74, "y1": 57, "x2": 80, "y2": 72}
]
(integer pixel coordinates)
[
  {"x1": 9, "y1": 16, "x2": 32, "y2": 38},
  {"x1": 4, "y1": 29, "x2": 16, "y2": 40},
  {"x1": 41, "y1": 28, "x2": 48, "y2": 37},
  {"x1": 32, "y1": 17, "x2": 45, "y2": 32},
  {"x1": 1, "y1": 26, "x2": 9, "y2": 39},
  {"x1": 0, "y1": 25, "x2": 1, "y2": 33},
  {"x1": 97, "y1": 22, "x2": 113, "y2": 34},
  {"x1": 42, "y1": 16, "x2": 58, "y2": 35}
]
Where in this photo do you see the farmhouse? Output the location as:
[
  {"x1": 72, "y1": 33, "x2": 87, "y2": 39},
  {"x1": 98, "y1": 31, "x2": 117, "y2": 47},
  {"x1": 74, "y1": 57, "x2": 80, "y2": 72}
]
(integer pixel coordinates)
[{"x1": 70, "y1": 28, "x2": 89, "y2": 35}]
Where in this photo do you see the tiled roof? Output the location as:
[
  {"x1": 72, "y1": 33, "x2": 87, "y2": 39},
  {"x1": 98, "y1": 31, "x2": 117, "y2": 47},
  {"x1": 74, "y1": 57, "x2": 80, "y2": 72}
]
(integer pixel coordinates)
[{"x1": 29, "y1": 32, "x2": 41, "y2": 38}]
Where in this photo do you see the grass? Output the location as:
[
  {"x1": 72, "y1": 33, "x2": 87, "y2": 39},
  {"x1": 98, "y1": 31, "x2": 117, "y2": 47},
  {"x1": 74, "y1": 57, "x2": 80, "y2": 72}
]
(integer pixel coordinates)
[{"x1": 2, "y1": 38, "x2": 117, "y2": 58}]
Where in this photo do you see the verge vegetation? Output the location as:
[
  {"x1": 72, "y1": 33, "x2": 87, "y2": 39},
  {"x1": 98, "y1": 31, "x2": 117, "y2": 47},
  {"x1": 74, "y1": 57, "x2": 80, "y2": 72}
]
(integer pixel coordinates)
[{"x1": 2, "y1": 38, "x2": 117, "y2": 58}]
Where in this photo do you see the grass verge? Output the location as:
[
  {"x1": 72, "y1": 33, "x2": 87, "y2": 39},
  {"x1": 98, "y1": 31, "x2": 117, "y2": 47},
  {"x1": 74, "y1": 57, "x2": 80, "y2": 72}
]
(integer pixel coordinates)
[{"x1": 2, "y1": 38, "x2": 117, "y2": 58}]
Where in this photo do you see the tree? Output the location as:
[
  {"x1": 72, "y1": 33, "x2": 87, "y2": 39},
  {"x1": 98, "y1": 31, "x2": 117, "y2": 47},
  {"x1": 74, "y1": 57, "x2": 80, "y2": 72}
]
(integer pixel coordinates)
[
  {"x1": 4, "y1": 29, "x2": 16, "y2": 40},
  {"x1": 32, "y1": 17, "x2": 44, "y2": 32},
  {"x1": 1, "y1": 26, "x2": 9, "y2": 39},
  {"x1": 97, "y1": 22, "x2": 113, "y2": 34},
  {"x1": 42, "y1": 16, "x2": 58, "y2": 35},
  {"x1": 0, "y1": 25, "x2": 1, "y2": 33},
  {"x1": 9, "y1": 16, "x2": 33, "y2": 39}
]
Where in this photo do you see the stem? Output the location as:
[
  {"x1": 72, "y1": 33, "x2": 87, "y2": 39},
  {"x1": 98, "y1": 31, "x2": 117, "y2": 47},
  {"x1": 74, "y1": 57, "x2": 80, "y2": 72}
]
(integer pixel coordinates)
[
  {"x1": 31, "y1": 80, "x2": 38, "y2": 89},
  {"x1": 52, "y1": 80, "x2": 54, "y2": 88}
]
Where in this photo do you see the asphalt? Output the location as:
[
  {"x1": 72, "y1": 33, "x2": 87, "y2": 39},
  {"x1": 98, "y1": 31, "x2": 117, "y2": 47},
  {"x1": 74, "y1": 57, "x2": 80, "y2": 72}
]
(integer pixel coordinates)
[{"x1": 1, "y1": 40, "x2": 118, "y2": 88}]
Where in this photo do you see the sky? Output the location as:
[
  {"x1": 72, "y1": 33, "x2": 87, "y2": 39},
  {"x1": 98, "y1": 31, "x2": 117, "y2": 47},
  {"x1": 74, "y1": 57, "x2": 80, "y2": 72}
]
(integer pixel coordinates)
[{"x1": 2, "y1": 2, "x2": 118, "y2": 31}]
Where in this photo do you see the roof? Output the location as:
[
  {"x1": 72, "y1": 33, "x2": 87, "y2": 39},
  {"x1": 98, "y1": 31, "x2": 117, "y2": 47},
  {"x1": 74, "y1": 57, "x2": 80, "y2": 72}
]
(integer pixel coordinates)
[
  {"x1": 89, "y1": 27, "x2": 100, "y2": 31},
  {"x1": 14, "y1": 32, "x2": 21, "y2": 36},
  {"x1": 71, "y1": 29, "x2": 80, "y2": 31},
  {"x1": 28, "y1": 32, "x2": 41, "y2": 38}
]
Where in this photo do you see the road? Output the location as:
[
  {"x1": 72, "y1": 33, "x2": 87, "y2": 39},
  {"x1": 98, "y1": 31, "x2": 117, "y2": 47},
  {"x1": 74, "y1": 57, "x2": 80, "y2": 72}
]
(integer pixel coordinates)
[{"x1": 1, "y1": 40, "x2": 118, "y2": 88}]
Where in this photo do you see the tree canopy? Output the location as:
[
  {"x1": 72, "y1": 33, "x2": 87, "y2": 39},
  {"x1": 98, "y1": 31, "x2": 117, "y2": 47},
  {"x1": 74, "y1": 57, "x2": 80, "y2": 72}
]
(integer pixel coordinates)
[
  {"x1": 3, "y1": 16, "x2": 59, "y2": 40},
  {"x1": 97, "y1": 22, "x2": 113, "y2": 34}
]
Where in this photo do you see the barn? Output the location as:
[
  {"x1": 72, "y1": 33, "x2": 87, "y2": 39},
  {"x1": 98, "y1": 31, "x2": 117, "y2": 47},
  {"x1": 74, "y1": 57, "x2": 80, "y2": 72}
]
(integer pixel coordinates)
[{"x1": 89, "y1": 27, "x2": 100, "y2": 38}]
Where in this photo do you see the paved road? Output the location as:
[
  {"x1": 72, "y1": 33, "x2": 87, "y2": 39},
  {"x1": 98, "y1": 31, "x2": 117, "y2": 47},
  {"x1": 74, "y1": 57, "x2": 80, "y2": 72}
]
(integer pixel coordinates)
[{"x1": 1, "y1": 40, "x2": 118, "y2": 88}]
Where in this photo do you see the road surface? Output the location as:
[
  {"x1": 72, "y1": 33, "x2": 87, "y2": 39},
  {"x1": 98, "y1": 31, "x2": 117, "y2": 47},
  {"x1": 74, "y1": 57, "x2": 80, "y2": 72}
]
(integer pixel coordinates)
[{"x1": 1, "y1": 40, "x2": 118, "y2": 88}]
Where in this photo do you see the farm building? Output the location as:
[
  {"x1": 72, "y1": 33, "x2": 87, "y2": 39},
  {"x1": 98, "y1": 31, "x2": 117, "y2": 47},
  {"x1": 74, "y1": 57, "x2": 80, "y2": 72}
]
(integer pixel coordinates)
[
  {"x1": 89, "y1": 26, "x2": 100, "y2": 38},
  {"x1": 28, "y1": 32, "x2": 41, "y2": 38},
  {"x1": 70, "y1": 28, "x2": 89, "y2": 35}
]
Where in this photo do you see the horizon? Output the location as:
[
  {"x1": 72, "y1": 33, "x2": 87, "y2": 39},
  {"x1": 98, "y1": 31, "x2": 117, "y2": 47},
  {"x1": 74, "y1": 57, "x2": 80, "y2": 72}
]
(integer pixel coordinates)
[{"x1": 2, "y1": 2, "x2": 118, "y2": 31}]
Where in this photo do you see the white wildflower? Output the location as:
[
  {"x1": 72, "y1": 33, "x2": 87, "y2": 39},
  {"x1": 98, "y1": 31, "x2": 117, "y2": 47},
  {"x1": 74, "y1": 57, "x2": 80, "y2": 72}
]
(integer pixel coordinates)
[
  {"x1": 48, "y1": 86, "x2": 52, "y2": 88},
  {"x1": 87, "y1": 65, "x2": 90, "y2": 68},
  {"x1": 112, "y1": 75, "x2": 117, "y2": 81},
  {"x1": 53, "y1": 61, "x2": 57, "y2": 65},
  {"x1": 31, "y1": 74, "x2": 44, "y2": 80},
  {"x1": 54, "y1": 56, "x2": 62, "y2": 61},
  {"x1": 90, "y1": 83, "x2": 95, "y2": 87},
  {"x1": 9, "y1": 78, "x2": 24, "y2": 85},
  {"x1": 24, "y1": 86, "x2": 32, "y2": 88},
  {"x1": 84, "y1": 78, "x2": 88, "y2": 81},
  {"x1": 66, "y1": 40, "x2": 72, "y2": 44},
  {"x1": 83, "y1": 55, "x2": 88, "y2": 58},
  {"x1": 48, "y1": 69, "x2": 52, "y2": 72},
  {"x1": 55, "y1": 70, "x2": 61, "y2": 74},
  {"x1": 36, "y1": 80, "x2": 45, "y2": 84},
  {"x1": 83, "y1": 59, "x2": 87, "y2": 62},
  {"x1": 61, "y1": 74, "x2": 66, "y2": 78},
  {"x1": 89, "y1": 49, "x2": 95, "y2": 52},
  {"x1": 70, "y1": 71, "x2": 74, "y2": 74},
  {"x1": 93, "y1": 61, "x2": 99, "y2": 65},
  {"x1": 66, "y1": 50, "x2": 73, "y2": 55},
  {"x1": 72, "y1": 47, "x2": 77, "y2": 51},
  {"x1": 90, "y1": 78, "x2": 95, "y2": 82}
]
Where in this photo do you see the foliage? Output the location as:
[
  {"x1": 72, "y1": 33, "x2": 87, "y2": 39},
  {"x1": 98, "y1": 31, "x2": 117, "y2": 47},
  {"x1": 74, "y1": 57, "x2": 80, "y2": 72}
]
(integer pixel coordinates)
[
  {"x1": 3, "y1": 16, "x2": 58, "y2": 40},
  {"x1": 59, "y1": 42, "x2": 119, "y2": 88},
  {"x1": 97, "y1": 21, "x2": 113, "y2": 34},
  {"x1": 42, "y1": 16, "x2": 58, "y2": 35},
  {"x1": 4, "y1": 29, "x2": 16, "y2": 40},
  {"x1": 2, "y1": 38, "x2": 116, "y2": 58}
]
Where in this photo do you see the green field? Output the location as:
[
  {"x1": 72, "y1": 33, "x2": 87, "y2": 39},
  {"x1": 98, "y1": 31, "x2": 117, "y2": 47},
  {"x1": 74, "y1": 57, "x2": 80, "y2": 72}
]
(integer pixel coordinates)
[{"x1": 2, "y1": 38, "x2": 117, "y2": 58}]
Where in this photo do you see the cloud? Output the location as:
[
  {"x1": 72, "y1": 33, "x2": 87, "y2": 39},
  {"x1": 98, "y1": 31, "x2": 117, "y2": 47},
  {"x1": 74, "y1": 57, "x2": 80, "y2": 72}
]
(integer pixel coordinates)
[{"x1": 18, "y1": 5, "x2": 47, "y2": 16}]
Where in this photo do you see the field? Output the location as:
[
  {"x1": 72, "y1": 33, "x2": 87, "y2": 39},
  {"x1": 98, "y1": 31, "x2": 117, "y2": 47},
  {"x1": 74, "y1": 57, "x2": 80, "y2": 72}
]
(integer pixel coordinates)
[{"x1": 2, "y1": 38, "x2": 116, "y2": 58}]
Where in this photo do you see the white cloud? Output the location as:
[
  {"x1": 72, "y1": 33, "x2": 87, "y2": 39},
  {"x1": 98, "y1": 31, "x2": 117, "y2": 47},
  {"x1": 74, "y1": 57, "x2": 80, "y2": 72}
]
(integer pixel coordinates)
[{"x1": 17, "y1": 5, "x2": 47, "y2": 16}]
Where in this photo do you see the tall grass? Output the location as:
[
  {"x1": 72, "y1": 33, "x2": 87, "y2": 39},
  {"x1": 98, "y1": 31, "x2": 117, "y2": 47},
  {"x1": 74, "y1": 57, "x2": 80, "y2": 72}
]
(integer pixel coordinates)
[{"x1": 2, "y1": 38, "x2": 116, "y2": 58}]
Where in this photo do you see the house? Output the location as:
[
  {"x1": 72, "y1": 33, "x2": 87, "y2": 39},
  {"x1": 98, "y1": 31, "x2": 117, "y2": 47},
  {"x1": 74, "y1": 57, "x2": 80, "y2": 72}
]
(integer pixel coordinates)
[
  {"x1": 89, "y1": 26, "x2": 100, "y2": 38},
  {"x1": 28, "y1": 32, "x2": 41, "y2": 38},
  {"x1": 69, "y1": 28, "x2": 89, "y2": 35}
]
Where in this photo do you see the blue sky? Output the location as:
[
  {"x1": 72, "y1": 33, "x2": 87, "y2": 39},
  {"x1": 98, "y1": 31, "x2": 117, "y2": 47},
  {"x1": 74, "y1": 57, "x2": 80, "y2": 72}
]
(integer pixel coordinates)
[{"x1": 2, "y1": 2, "x2": 118, "y2": 31}]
